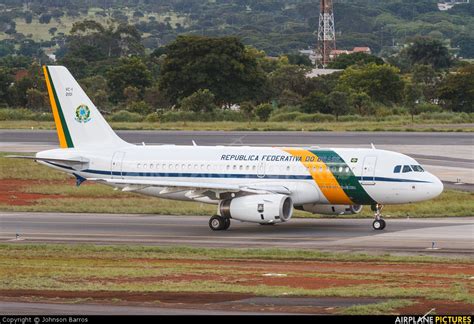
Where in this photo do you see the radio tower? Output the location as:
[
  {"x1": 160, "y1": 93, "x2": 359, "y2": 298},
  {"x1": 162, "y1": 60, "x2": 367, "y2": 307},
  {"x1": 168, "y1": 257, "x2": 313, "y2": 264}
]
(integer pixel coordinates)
[{"x1": 316, "y1": 0, "x2": 336, "y2": 67}]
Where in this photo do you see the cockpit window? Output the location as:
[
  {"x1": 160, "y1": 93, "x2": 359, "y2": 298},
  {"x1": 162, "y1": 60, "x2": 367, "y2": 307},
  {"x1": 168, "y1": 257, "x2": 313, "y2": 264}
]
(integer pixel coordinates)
[
  {"x1": 411, "y1": 165, "x2": 424, "y2": 172},
  {"x1": 402, "y1": 165, "x2": 412, "y2": 173},
  {"x1": 393, "y1": 165, "x2": 401, "y2": 173}
]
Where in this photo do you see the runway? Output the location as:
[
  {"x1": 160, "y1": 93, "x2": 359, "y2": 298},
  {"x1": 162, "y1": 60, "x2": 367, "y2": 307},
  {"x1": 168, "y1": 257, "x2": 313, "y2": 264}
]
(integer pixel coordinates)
[
  {"x1": 1, "y1": 129, "x2": 472, "y2": 145},
  {"x1": 1, "y1": 212, "x2": 472, "y2": 257}
]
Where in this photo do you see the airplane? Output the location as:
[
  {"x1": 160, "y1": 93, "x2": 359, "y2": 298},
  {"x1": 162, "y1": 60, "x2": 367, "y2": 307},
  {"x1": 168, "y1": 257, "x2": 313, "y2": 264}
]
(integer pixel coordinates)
[{"x1": 9, "y1": 66, "x2": 444, "y2": 231}]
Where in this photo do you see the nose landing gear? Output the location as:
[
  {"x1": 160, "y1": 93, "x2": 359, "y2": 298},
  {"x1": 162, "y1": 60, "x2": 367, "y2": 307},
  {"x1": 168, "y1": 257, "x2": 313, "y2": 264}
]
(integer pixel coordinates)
[{"x1": 371, "y1": 204, "x2": 386, "y2": 230}]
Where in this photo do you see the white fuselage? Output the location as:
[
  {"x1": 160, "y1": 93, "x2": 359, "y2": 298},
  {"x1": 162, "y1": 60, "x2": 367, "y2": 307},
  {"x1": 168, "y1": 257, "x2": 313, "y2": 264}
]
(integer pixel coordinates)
[{"x1": 37, "y1": 145, "x2": 444, "y2": 207}]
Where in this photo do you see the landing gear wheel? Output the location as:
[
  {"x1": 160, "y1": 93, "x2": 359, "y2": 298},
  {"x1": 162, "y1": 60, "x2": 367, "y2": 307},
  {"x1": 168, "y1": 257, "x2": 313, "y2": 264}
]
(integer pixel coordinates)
[
  {"x1": 209, "y1": 215, "x2": 229, "y2": 231},
  {"x1": 222, "y1": 218, "x2": 231, "y2": 230},
  {"x1": 371, "y1": 204, "x2": 386, "y2": 231},
  {"x1": 372, "y1": 219, "x2": 385, "y2": 230},
  {"x1": 379, "y1": 219, "x2": 386, "y2": 230}
]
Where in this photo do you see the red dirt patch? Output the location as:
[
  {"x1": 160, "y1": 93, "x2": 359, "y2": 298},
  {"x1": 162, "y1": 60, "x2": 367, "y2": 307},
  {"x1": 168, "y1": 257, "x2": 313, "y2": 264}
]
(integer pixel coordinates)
[{"x1": 0, "y1": 179, "x2": 66, "y2": 205}]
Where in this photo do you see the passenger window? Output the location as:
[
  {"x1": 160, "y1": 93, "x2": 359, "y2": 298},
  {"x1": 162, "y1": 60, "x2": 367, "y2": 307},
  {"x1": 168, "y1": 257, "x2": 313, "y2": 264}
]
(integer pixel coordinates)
[
  {"x1": 149, "y1": 164, "x2": 153, "y2": 169},
  {"x1": 402, "y1": 165, "x2": 412, "y2": 173},
  {"x1": 137, "y1": 163, "x2": 141, "y2": 169},
  {"x1": 393, "y1": 165, "x2": 401, "y2": 173}
]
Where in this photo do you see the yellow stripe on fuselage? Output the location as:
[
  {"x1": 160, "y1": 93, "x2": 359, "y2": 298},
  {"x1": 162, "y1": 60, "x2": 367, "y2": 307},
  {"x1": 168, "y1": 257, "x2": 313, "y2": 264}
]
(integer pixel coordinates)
[
  {"x1": 283, "y1": 148, "x2": 353, "y2": 204},
  {"x1": 43, "y1": 66, "x2": 67, "y2": 148}
]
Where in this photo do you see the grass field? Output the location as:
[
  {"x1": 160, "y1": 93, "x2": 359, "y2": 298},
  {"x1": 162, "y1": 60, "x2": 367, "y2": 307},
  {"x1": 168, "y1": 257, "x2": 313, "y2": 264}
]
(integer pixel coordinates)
[
  {"x1": 0, "y1": 153, "x2": 473, "y2": 217},
  {"x1": 2, "y1": 8, "x2": 189, "y2": 42},
  {"x1": 0, "y1": 120, "x2": 472, "y2": 132},
  {"x1": 0, "y1": 244, "x2": 472, "y2": 314}
]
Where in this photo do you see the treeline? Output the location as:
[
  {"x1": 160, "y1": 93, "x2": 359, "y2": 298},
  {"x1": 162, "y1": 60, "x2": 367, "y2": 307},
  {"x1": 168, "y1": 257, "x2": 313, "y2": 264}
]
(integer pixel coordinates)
[
  {"x1": 0, "y1": 19, "x2": 472, "y2": 123},
  {"x1": 0, "y1": 0, "x2": 473, "y2": 57}
]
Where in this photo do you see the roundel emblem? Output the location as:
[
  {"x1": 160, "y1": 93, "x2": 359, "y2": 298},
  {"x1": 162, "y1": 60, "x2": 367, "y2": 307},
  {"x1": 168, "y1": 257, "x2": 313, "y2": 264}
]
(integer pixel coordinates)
[{"x1": 75, "y1": 104, "x2": 91, "y2": 123}]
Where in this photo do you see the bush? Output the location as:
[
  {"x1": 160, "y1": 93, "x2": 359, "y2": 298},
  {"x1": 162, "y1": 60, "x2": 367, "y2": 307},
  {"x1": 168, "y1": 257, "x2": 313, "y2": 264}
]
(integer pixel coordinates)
[
  {"x1": 127, "y1": 101, "x2": 152, "y2": 115},
  {"x1": 108, "y1": 110, "x2": 144, "y2": 122},
  {"x1": 158, "y1": 110, "x2": 245, "y2": 122},
  {"x1": 337, "y1": 114, "x2": 365, "y2": 122},
  {"x1": 294, "y1": 113, "x2": 336, "y2": 122},
  {"x1": 144, "y1": 112, "x2": 160, "y2": 122},
  {"x1": 0, "y1": 108, "x2": 53, "y2": 121},
  {"x1": 416, "y1": 103, "x2": 443, "y2": 114},
  {"x1": 255, "y1": 103, "x2": 273, "y2": 122},
  {"x1": 374, "y1": 106, "x2": 392, "y2": 118},
  {"x1": 269, "y1": 111, "x2": 305, "y2": 122}
]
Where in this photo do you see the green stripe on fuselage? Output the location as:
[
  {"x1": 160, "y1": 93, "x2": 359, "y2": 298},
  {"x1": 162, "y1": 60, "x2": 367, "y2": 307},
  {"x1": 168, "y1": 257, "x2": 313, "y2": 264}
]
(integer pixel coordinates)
[{"x1": 310, "y1": 150, "x2": 376, "y2": 205}]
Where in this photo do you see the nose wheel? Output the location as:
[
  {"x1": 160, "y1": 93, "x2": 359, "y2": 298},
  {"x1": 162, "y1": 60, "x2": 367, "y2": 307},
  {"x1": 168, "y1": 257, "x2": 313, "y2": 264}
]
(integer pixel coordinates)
[
  {"x1": 371, "y1": 204, "x2": 386, "y2": 230},
  {"x1": 209, "y1": 215, "x2": 231, "y2": 231}
]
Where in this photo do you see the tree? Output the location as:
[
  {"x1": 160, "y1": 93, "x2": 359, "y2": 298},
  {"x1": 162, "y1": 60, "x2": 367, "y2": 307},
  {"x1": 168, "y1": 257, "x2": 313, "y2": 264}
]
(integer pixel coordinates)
[
  {"x1": 328, "y1": 52, "x2": 384, "y2": 69},
  {"x1": 106, "y1": 57, "x2": 152, "y2": 103},
  {"x1": 39, "y1": 14, "x2": 52, "y2": 24},
  {"x1": 286, "y1": 54, "x2": 312, "y2": 67},
  {"x1": 403, "y1": 83, "x2": 424, "y2": 121},
  {"x1": 144, "y1": 85, "x2": 171, "y2": 110},
  {"x1": 268, "y1": 65, "x2": 312, "y2": 98},
  {"x1": 240, "y1": 101, "x2": 255, "y2": 123},
  {"x1": 123, "y1": 86, "x2": 140, "y2": 105},
  {"x1": 338, "y1": 63, "x2": 405, "y2": 104},
  {"x1": 63, "y1": 20, "x2": 144, "y2": 63},
  {"x1": 350, "y1": 92, "x2": 372, "y2": 116},
  {"x1": 24, "y1": 12, "x2": 33, "y2": 24},
  {"x1": 26, "y1": 88, "x2": 46, "y2": 111},
  {"x1": 407, "y1": 37, "x2": 451, "y2": 69},
  {"x1": 0, "y1": 67, "x2": 13, "y2": 105},
  {"x1": 180, "y1": 89, "x2": 217, "y2": 113},
  {"x1": 159, "y1": 35, "x2": 266, "y2": 106},
  {"x1": 301, "y1": 91, "x2": 330, "y2": 114},
  {"x1": 328, "y1": 91, "x2": 350, "y2": 121},
  {"x1": 412, "y1": 64, "x2": 438, "y2": 101},
  {"x1": 255, "y1": 103, "x2": 273, "y2": 122},
  {"x1": 453, "y1": 34, "x2": 474, "y2": 59},
  {"x1": 438, "y1": 64, "x2": 474, "y2": 113}
]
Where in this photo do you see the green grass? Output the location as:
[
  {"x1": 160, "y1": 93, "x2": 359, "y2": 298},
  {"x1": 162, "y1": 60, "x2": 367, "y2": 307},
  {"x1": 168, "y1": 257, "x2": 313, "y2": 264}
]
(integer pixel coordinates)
[
  {"x1": 0, "y1": 119, "x2": 472, "y2": 132},
  {"x1": 338, "y1": 299, "x2": 415, "y2": 315},
  {"x1": 0, "y1": 243, "x2": 472, "y2": 313},
  {"x1": 1, "y1": 243, "x2": 472, "y2": 264},
  {"x1": 3, "y1": 10, "x2": 189, "y2": 42}
]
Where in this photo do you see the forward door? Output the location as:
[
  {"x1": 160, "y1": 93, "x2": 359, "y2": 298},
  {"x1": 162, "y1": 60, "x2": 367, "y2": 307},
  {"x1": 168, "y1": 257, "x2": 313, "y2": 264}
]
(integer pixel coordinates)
[{"x1": 361, "y1": 156, "x2": 377, "y2": 185}]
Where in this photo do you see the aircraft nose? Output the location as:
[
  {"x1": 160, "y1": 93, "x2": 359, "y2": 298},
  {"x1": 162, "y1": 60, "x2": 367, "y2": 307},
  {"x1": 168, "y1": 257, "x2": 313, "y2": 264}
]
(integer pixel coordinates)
[{"x1": 429, "y1": 174, "x2": 444, "y2": 199}]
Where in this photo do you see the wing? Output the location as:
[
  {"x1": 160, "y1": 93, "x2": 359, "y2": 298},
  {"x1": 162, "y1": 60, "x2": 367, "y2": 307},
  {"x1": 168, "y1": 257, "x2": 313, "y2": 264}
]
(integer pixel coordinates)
[{"x1": 88, "y1": 178, "x2": 291, "y2": 201}]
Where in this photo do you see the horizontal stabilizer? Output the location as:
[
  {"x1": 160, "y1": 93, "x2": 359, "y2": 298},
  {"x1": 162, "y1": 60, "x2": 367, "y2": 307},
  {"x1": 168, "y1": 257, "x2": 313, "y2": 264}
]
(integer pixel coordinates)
[{"x1": 6, "y1": 155, "x2": 89, "y2": 170}]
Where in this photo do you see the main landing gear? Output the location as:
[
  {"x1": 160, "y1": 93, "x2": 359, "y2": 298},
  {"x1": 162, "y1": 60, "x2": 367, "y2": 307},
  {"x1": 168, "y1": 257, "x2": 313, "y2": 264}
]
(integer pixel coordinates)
[
  {"x1": 209, "y1": 215, "x2": 231, "y2": 231},
  {"x1": 371, "y1": 204, "x2": 386, "y2": 230}
]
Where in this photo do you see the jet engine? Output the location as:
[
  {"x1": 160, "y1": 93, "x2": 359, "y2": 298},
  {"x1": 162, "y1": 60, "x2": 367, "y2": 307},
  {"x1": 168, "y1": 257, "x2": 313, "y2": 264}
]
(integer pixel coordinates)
[
  {"x1": 300, "y1": 204, "x2": 363, "y2": 215},
  {"x1": 219, "y1": 194, "x2": 293, "y2": 224}
]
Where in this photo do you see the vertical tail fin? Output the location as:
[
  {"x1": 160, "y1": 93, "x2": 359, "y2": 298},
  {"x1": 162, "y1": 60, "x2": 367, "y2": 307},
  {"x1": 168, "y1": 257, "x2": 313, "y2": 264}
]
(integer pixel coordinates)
[{"x1": 43, "y1": 65, "x2": 129, "y2": 149}]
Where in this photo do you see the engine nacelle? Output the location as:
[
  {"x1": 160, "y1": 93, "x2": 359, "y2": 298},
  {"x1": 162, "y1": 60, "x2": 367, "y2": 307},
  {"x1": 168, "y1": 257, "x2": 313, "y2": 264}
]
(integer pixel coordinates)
[
  {"x1": 301, "y1": 204, "x2": 363, "y2": 215},
  {"x1": 220, "y1": 194, "x2": 293, "y2": 224}
]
